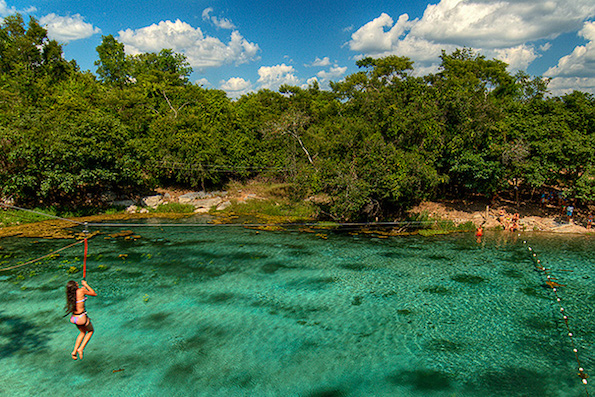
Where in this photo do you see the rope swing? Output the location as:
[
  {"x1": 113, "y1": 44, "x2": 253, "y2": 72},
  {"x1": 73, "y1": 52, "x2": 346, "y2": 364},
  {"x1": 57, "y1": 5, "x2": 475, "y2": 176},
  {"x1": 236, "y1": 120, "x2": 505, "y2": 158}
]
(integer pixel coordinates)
[
  {"x1": 82, "y1": 237, "x2": 88, "y2": 280},
  {"x1": 524, "y1": 240, "x2": 590, "y2": 395}
]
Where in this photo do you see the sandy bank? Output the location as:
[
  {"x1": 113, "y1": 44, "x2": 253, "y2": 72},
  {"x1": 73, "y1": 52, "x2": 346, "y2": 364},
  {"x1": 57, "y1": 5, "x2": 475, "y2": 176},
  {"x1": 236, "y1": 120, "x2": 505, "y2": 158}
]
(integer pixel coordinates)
[{"x1": 410, "y1": 200, "x2": 593, "y2": 234}]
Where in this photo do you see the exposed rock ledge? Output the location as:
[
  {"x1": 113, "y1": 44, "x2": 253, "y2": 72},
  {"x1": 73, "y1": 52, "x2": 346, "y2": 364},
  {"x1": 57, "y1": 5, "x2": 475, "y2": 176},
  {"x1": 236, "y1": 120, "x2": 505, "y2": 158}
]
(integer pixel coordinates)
[{"x1": 110, "y1": 190, "x2": 257, "y2": 214}]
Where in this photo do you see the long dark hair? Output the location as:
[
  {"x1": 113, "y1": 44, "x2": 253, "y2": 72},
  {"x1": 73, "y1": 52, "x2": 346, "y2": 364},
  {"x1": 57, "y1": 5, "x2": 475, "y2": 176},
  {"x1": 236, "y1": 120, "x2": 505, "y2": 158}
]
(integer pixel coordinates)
[{"x1": 65, "y1": 280, "x2": 78, "y2": 314}]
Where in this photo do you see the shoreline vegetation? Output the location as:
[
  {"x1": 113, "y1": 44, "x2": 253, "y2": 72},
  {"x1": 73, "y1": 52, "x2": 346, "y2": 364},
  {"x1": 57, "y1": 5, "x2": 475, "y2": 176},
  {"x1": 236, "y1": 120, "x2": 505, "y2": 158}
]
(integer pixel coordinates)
[
  {"x1": 1, "y1": 16, "x2": 594, "y2": 234},
  {"x1": 1, "y1": 182, "x2": 592, "y2": 240}
]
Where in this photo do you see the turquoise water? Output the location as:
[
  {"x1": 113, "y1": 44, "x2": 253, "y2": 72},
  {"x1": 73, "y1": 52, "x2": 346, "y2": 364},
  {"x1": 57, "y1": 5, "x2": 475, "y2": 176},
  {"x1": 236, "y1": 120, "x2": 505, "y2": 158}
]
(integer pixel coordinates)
[{"x1": 0, "y1": 222, "x2": 594, "y2": 396}]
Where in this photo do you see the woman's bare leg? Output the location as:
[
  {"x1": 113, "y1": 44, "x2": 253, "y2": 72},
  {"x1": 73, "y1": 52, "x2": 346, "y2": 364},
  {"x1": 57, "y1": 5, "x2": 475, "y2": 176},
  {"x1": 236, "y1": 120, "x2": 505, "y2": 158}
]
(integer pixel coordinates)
[
  {"x1": 72, "y1": 330, "x2": 85, "y2": 359},
  {"x1": 77, "y1": 330, "x2": 94, "y2": 359}
]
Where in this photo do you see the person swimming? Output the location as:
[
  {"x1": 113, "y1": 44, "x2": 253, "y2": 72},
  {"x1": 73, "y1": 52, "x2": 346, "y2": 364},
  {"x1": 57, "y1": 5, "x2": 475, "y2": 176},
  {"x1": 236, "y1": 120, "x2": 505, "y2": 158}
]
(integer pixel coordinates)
[{"x1": 65, "y1": 279, "x2": 97, "y2": 360}]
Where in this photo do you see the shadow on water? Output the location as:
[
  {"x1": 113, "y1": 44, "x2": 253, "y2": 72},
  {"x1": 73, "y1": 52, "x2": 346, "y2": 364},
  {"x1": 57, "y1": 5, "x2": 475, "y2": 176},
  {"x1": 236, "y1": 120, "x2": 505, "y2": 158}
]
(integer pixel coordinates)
[
  {"x1": 426, "y1": 338, "x2": 464, "y2": 353},
  {"x1": 339, "y1": 263, "x2": 367, "y2": 271},
  {"x1": 308, "y1": 388, "x2": 348, "y2": 397},
  {"x1": 159, "y1": 327, "x2": 229, "y2": 389},
  {"x1": 261, "y1": 262, "x2": 295, "y2": 274},
  {"x1": 287, "y1": 276, "x2": 337, "y2": 290},
  {"x1": 387, "y1": 368, "x2": 452, "y2": 392},
  {"x1": 130, "y1": 311, "x2": 173, "y2": 330},
  {"x1": 465, "y1": 367, "x2": 549, "y2": 396},
  {"x1": 501, "y1": 268, "x2": 525, "y2": 279},
  {"x1": 0, "y1": 311, "x2": 48, "y2": 359},
  {"x1": 451, "y1": 274, "x2": 485, "y2": 284},
  {"x1": 422, "y1": 285, "x2": 450, "y2": 294}
]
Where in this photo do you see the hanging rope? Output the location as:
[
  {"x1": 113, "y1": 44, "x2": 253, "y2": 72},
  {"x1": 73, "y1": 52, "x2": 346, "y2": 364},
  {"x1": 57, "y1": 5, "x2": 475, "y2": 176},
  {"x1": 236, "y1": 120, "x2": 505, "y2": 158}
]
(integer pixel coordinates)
[
  {"x1": 82, "y1": 238, "x2": 88, "y2": 280},
  {"x1": 523, "y1": 240, "x2": 589, "y2": 395},
  {"x1": 0, "y1": 240, "x2": 84, "y2": 272}
]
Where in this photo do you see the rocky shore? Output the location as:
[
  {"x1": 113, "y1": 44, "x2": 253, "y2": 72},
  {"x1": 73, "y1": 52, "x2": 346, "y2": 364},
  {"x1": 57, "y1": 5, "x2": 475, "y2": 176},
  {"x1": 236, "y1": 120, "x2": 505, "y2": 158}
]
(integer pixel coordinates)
[
  {"x1": 410, "y1": 200, "x2": 593, "y2": 234},
  {"x1": 109, "y1": 188, "x2": 262, "y2": 214},
  {"x1": 114, "y1": 187, "x2": 593, "y2": 234}
]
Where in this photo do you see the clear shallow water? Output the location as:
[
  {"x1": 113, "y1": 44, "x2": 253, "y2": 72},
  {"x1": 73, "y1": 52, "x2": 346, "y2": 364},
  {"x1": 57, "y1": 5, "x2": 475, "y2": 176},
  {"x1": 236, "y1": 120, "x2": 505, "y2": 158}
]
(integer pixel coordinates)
[{"x1": 0, "y1": 223, "x2": 594, "y2": 397}]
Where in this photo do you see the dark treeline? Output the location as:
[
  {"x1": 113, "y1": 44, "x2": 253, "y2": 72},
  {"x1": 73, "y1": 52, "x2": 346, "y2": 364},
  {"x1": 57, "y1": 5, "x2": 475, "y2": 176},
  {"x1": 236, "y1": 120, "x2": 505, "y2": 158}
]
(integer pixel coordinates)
[{"x1": 1, "y1": 15, "x2": 594, "y2": 220}]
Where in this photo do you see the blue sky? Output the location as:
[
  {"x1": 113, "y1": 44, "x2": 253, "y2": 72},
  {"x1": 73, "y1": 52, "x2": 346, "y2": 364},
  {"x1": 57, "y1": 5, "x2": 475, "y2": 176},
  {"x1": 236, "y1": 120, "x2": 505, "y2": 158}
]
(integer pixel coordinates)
[{"x1": 2, "y1": 0, "x2": 595, "y2": 98}]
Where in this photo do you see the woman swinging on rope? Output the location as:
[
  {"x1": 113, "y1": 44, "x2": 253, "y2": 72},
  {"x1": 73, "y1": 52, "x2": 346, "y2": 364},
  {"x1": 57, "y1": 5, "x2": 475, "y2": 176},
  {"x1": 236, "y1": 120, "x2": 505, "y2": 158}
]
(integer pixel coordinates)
[{"x1": 65, "y1": 279, "x2": 97, "y2": 360}]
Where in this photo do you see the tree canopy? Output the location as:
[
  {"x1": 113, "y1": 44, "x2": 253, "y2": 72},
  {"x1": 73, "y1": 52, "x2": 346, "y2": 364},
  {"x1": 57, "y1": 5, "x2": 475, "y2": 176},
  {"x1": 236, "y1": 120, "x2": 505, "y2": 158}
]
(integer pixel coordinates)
[{"x1": 1, "y1": 15, "x2": 594, "y2": 219}]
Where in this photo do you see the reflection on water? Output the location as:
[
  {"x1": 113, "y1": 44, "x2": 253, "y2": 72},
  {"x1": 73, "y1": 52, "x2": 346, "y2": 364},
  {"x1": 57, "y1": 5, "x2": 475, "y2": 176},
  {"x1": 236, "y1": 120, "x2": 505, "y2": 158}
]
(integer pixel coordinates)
[{"x1": 0, "y1": 225, "x2": 593, "y2": 396}]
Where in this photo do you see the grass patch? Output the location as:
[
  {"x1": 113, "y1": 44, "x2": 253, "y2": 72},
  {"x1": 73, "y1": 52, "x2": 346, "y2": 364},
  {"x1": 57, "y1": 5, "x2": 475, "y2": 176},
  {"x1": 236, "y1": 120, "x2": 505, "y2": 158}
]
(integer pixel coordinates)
[
  {"x1": 229, "y1": 199, "x2": 315, "y2": 218},
  {"x1": 0, "y1": 206, "x2": 126, "y2": 228},
  {"x1": 408, "y1": 211, "x2": 475, "y2": 235},
  {"x1": 0, "y1": 208, "x2": 64, "y2": 227},
  {"x1": 152, "y1": 203, "x2": 195, "y2": 213},
  {"x1": 226, "y1": 180, "x2": 299, "y2": 201}
]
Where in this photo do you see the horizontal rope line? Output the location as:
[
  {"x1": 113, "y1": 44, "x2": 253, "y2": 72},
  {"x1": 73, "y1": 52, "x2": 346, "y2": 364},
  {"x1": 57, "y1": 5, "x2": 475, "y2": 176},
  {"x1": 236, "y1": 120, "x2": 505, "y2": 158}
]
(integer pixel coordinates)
[
  {"x1": 0, "y1": 240, "x2": 84, "y2": 272},
  {"x1": 84, "y1": 220, "x2": 472, "y2": 228},
  {"x1": 0, "y1": 203, "x2": 85, "y2": 225}
]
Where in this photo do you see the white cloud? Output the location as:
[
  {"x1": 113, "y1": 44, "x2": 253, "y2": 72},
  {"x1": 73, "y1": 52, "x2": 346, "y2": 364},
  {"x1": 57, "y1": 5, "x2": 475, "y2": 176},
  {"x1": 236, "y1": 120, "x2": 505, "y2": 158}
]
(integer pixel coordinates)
[
  {"x1": 195, "y1": 78, "x2": 211, "y2": 87},
  {"x1": 0, "y1": 0, "x2": 35, "y2": 18},
  {"x1": 546, "y1": 77, "x2": 595, "y2": 96},
  {"x1": 348, "y1": 1, "x2": 595, "y2": 93},
  {"x1": 0, "y1": 0, "x2": 16, "y2": 16},
  {"x1": 202, "y1": 7, "x2": 236, "y2": 30},
  {"x1": 316, "y1": 65, "x2": 347, "y2": 82},
  {"x1": 545, "y1": 21, "x2": 595, "y2": 78},
  {"x1": 492, "y1": 44, "x2": 539, "y2": 71},
  {"x1": 349, "y1": 1, "x2": 595, "y2": 55},
  {"x1": 39, "y1": 13, "x2": 101, "y2": 42},
  {"x1": 544, "y1": 21, "x2": 595, "y2": 94},
  {"x1": 349, "y1": 13, "x2": 412, "y2": 53},
  {"x1": 307, "y1": 57, "x2": 331, "y2": 67},
  {"x1": 118, "y1": 19, "x2": 259, "y2": 70},
  {"x1": 219, "y1": 77, "x2": 254, "y2": 99},
  {"x1": 540, "y1": 42, "x2": 552, "y2": 52},
  {"x1": 411, "y1": 0, "x2": 595, "y2": 48},
  {"x1": 220, "y1": 77, "x2": 251, "y2": 91},
  {"x1": 306, "y1": 77, "x2": 319, "y2": 86},
  {"x1": 257, "y1": 64, "x2": 300, "y2": 90}
]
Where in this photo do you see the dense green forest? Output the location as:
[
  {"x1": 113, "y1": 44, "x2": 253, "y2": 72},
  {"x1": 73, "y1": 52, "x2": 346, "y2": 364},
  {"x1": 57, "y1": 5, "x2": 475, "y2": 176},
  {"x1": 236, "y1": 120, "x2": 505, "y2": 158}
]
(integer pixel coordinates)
[{"x1": 1, "y1": 15, "x2": 594, "y2": 221}]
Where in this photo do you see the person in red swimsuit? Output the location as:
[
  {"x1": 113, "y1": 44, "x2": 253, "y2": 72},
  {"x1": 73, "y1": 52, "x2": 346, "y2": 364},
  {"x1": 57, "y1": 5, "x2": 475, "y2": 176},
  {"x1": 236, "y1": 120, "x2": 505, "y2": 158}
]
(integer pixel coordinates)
[
  {"x1": 475, "y1": 225, "x2": 484, "y2": 243},
  {"x1": 65, "y1": 279, "x2": 97, "y2": 360}
]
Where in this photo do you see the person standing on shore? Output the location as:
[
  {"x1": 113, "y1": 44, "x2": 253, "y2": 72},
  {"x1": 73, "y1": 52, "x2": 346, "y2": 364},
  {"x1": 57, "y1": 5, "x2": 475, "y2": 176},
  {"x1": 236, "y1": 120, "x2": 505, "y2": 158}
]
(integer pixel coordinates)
[
  {"x1": 567, "y1": 204, "x2": 574, "y2": 223},
  {"x1": 65, "y1": 279, "x2": 97, "y2": 360}
]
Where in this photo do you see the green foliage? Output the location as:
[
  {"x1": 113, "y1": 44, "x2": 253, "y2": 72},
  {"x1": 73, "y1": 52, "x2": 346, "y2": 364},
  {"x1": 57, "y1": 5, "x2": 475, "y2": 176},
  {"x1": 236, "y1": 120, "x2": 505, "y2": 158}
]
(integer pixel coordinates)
[
  {"x1": 0, "y1": 16, "x2": 594, "y2": 220},
  {"x1": 226, "y1": 198, "x2": 317, "y2": 219}
]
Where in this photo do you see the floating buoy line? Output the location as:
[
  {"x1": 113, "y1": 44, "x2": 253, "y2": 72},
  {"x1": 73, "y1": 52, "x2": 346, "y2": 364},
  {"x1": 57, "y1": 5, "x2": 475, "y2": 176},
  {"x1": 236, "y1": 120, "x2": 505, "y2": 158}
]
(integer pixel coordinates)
[{"x1": 524, "y1": 240, "x2": 590, "y2": 395}]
